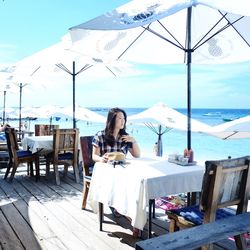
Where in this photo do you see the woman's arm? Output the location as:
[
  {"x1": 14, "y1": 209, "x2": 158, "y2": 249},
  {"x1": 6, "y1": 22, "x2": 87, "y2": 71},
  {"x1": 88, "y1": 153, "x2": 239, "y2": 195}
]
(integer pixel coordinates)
[
  {"x1": 121, "y1": 135, "x2": 141, "y2": 158},
  {"x1": 129, "y1": 140, "x2": 141, "y2": 158},
  {"x1": 92, "y1": 145, "x2": 108, "y2": 163}
]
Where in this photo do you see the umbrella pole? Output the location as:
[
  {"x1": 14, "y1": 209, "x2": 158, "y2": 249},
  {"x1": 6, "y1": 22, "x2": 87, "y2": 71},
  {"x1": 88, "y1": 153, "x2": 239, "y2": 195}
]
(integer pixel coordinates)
[
  {"x1": 73, "y1": 61, "x2": 76, "y2": 129},
  {"x1": 3, "y1": 90, "x2": 6, "y2": 125},
  {"x1": 187, "y1": 7, "x2": 192, "y2": 150},
  {"x1": 19, "y1": 83, "x2": 23, "y2": 138},
  {"x1": 157, "y1": 125, "x2": 163, "y2": 157}
]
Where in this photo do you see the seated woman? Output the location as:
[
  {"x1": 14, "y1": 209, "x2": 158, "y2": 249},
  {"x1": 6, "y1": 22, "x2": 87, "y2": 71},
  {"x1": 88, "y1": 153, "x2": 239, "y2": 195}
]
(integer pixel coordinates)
[
  {"x1": 92, "y1": 107, "x2": 140, "y2": 162},
  {"x1": 92, "y1": 107, "x2": 141, "y2": 237},
  {"x1": 0, "y1": 124, "x2": 10, "y2": 141}
]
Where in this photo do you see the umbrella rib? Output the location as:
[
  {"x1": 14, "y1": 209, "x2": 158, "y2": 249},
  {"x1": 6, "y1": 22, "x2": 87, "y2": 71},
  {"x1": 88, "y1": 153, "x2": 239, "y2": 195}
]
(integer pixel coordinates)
[
  {"x1": 219, "y1": 12, "x2": 250, "y2": 47},
  {"x1": 192, "y1": 13, "x2": 228, "y2": 50},
  {"x1": 30, "y1": 66, "x2": 41, "y2": 76},
  {"x1": 143, "y1": 25, "x2": 185, "y2": 51},
  {"x1": 117, "y1": 26, "x2": 149, "y2": 60},
  {"x1": 145, "y1": 122, "x2": 159, "y2": 134},
  {"x1": 157, "y1": 20, "x2": 185, "y2": 50},
  {"x1": 223, "y1": 131, "x2": 238, "y2": 140},
  {"x1": 145, "y1": 122, "x2": 172, "y2": 136},
  {"x1": 55, "y1": 63, "x2": 73, "y2": 75},
  {"x1": 105, "y1": 66, "x2": 116, "y2": 76},
  {"x1": 77, "y1": 64, "x2": 93, "y2": 75},
  {"x1": 193, "y1": 13, "x2": 246, "y2": 51}
]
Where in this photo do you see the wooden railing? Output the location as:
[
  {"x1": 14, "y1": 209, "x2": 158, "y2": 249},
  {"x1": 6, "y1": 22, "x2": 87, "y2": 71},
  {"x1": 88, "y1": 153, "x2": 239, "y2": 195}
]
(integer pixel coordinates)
[{"x1": 136, "y1": 212, "x2": 250, "y2": 250}]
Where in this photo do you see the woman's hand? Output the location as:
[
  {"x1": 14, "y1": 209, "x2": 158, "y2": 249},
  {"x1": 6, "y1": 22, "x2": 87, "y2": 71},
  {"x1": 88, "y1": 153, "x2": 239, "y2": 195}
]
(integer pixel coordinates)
[
  {"x1": 101, "y1": 153, "x2": 109, "y2": 163},
  {"x1": 122, "y1": 135, "x2": 141, "y2": 158},
  {"x1": 121, "y1": 135, "x2": 136, "y2": 143}
]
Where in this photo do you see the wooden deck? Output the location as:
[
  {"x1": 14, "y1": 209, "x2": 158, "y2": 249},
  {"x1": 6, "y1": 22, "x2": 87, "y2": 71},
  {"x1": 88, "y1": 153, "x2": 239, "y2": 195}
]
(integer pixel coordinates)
[
  {"x1": 0, "y1": 164, "x2": 168, "y2": 250},
  {"x1": 0, "y1": 164, "x2": 248, "y2": 250}
]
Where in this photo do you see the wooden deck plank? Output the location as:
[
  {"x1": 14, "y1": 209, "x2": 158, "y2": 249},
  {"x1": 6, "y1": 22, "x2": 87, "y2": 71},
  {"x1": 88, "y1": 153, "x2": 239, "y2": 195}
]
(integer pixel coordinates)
[
  {"x1": 0, "y1": 206, "x2": 24, "y2": 250},
  {"x1": 0, "y1": 186, "x2": 42, "y2": 250}
]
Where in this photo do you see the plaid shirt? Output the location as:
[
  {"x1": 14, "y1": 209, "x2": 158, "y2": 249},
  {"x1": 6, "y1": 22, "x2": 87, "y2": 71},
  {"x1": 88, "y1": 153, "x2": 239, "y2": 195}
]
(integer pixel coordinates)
[{"x1": 92, "y1": 130, "x2": 132, "y2": 156}]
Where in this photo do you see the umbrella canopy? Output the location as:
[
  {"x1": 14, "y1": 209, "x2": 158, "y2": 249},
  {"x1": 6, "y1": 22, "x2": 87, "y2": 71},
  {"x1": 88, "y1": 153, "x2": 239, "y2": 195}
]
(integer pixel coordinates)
[
  {"x1": 127, "y1": 102, "x2": 212, "y2": 156},
  {"x1": 2, "y1": 35, "x2": 136, "y2": 128},
  {"x1": 69, "y1": 0, "x2": 250, "y2": 149},
  {"x1": 208, "y1": 115, "x2": 250, "y2": 139},
  {"x1": 127, "y1": 102, "x2": 211, "y2": 132},
  {"x1": 54, "y1": 105, "x2": 106, "y2": 123}
]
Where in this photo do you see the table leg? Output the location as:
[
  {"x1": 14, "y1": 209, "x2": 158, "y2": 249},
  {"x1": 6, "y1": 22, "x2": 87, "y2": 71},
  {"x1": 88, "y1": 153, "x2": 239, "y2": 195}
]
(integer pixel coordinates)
[
  {"x1": 148, "y1": 199, "x2": 154, "y2": 238},
  {"x1": 99, "y1": 202, "x2": 103, "y2": 231},
  {"x1": 152, "y1": 199, "x2": 155, "y2": 218}
]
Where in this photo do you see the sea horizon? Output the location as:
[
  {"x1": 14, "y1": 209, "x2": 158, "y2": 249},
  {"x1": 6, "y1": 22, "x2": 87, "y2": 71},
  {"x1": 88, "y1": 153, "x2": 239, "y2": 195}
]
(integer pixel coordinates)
[{"x1": 2, "y1": 107, "x2": 250, "y2": 166}]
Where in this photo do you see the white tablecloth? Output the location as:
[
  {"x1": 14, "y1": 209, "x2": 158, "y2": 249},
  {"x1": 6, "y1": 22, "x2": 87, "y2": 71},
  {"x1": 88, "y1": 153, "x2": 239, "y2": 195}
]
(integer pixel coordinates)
[
  {"x1": 88, "y1": 156, "x2": 205, "y2": 230},
  {"x1": 22, "y1": 136, "x2": 53, "y2": 153}
]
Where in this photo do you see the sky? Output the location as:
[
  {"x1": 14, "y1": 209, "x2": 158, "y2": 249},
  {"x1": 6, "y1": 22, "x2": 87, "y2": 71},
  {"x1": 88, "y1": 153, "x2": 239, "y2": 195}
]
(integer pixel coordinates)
[{"x1": 0, "y1": 0, "x2": 250, "y2": 109}]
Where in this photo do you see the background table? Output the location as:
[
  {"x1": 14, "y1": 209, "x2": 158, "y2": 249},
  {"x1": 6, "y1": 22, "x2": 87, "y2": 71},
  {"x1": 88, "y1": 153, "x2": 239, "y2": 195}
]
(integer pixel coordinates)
[
  {"x1": 22, "y1": 135, "x2": 53, "y2": 153},
  {"x1": 88, "y1": 156, "x2": 205, "y2": 232}
]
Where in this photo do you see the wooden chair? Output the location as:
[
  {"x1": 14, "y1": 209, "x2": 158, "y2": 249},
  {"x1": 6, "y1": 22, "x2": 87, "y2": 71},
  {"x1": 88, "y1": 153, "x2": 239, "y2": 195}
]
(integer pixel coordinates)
[
  {"x1": 35, "y1": 124, "x2": 59, "y2": 136},
  {"x1": 35, "y1": 124, "x2": 59, "y2": 166},
  {"x1": 46, "y1": 128, "x2": 80, "y2": 185},
  {"x1": 80, "y1": 136, "x2": 95, "y2": 209},
  {"x1": 166, "y1": 156, "x2": 250, "y2": 250},
  {"x1": 4, "y1": 127, "x2": 39, "y2": 181}
]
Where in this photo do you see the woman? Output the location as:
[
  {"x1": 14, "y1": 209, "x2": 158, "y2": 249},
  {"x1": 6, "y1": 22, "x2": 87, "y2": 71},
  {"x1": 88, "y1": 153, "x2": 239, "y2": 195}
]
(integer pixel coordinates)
[
  {"x1": 92, "y1": 107, "x2": 140, "y2": 162},
  {"x1": 92, "y1": 107, "x2": 141, "y2": 237}
]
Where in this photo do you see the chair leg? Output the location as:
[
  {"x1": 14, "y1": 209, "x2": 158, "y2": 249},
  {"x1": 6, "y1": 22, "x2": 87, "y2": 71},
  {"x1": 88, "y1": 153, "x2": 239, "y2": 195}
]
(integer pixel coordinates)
[
  {"x1": 4, "y1": 161, "x2": 12, "y2": 179},
  {"x1": 82, "y1": 182, "x2": 90, "y2": 209},
  {"x1": 168, "y1": 219, "x2": 179, "y2": 232},
  {"x1": 35, "y1": 158, "x2": 40, "y2": 182},
  {"x1": 54, "y1": 164, "x2": 60, "y2": 185},
  {"x1": 73, "y1": 163, "x2": 80, "y2": 183},
  {"x1": 9, "y1": 164, "x2": 18, "y2": 182},
  {"x1": 29, "y1": 162, "x2": 34, "y2": 176},
  {"x1": 45, "y1": 159, "x2": 50, "y2": 179},
  {"x1": 63, "y1": 165, "x2": 68, "y2": 178},
  {"x1": 234, "y1": 234, "x2": 247, "y2": 250}
]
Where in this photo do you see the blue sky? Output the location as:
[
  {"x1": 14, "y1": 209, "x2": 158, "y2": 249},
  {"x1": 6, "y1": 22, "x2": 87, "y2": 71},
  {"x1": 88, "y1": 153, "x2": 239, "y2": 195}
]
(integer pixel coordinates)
[{"x1": 0, "y1": 0, "x2": 250, "y2": 109}]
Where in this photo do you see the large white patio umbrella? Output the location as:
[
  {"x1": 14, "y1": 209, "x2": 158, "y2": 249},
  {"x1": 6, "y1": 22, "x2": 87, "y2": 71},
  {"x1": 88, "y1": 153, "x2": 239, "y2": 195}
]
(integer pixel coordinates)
[
  {"x1": 208, "y1": 115, "x2": 250, "y2": 140},
  {"x1": 2, "y1": 35, "x2": 136, "y2": 128},
  {"x1": 69, "y1": 0, "x2": 250, "y2": 150}
]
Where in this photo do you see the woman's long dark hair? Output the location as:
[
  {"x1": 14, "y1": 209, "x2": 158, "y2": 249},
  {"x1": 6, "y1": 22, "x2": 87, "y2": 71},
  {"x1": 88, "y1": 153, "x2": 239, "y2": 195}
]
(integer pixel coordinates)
[{"x1": 104, "y1": 107, "x2": 128, "y2": 147}]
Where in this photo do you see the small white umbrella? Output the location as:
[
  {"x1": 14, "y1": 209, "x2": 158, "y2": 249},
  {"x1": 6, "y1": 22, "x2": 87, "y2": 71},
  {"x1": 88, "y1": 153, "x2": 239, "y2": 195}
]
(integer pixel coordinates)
[
  {"x1": 128, "y1": 102, "x2": 212, "y2": 132},
  {"x1": 55, "y1": 105, "x2": 106, "y2": 123},
  {"x1": 208, "y1": 115, "x2": 250, "y2": 139},
  {"x1": 127, "y1": 102, "x2": 212, "y2": 156}
]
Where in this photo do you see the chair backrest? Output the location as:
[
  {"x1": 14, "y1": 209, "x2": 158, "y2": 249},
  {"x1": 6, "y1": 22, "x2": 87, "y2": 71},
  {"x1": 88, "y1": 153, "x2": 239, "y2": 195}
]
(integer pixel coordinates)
[
  {"x1": 80, "y1": 136, "x2": 95, "y2": 177},
  {"x1": 35, "y1": 124, "x2": 59, "y2": 136},
  {"x1": 5, "y1": 127, "x2": 19, "y2": 164},
  {"x1": 200, "y1": 156, "x2": 250, "y2": 223},
  {"x1": 52, "y1": 128, "x2": 79, "y2": 163}
]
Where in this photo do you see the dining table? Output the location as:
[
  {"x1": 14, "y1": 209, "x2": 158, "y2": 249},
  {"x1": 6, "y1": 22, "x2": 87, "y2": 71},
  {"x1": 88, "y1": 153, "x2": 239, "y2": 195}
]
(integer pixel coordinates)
[
  {"x1": 22, "y1": 135, "x2": 53, "y2": 154},
  {"x1": 22, "y1": 134, "x2": 83, "y2": 163},
  {"x1": 87, "y1": 156, "x2": 205, "y2": 238}
]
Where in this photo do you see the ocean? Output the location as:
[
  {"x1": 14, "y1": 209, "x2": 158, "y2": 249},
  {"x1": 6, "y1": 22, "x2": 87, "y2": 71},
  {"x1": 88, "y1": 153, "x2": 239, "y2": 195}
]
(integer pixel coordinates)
[{"x1": 7, "y1": 107, "x2": 250, "y2": 165}]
